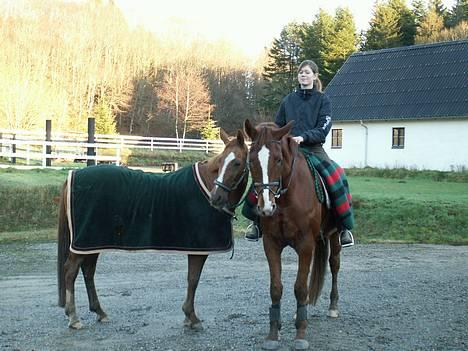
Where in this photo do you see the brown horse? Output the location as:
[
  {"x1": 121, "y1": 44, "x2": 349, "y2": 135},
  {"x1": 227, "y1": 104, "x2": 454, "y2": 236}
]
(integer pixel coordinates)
[
  {"x1": 244, "y1": 120, "x2": 342, "y2": 351},
  {"x1": 57, "y1": 129, "x2": 248, "y2": 330}
]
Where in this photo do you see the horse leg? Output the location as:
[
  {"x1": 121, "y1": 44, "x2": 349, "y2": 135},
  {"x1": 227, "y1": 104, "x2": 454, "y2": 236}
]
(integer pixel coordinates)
[
  {"x1": 328, "y1": 231, "x2": 341, "y2": 318},
  {"x1": 64, "y1": 253, "x2": 85, "y2": 329},
  {"x1": 262, "y1": 240, "x2": 283, "y2": 351},
  {"x1": 182, "y1": 254, "x2": 208, "y2": 330},
  {"x1": 81, "y1": 254, "x2": 109, "y2": 323},
  {"x1": 292, "y1": 246, "x2": 313, "y2": 350}
]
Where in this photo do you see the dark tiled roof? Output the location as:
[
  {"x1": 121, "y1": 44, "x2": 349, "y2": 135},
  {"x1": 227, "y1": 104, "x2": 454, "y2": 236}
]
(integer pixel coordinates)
[{"x1": 324, "y1": 40, "x2": 468, "y2": 122}]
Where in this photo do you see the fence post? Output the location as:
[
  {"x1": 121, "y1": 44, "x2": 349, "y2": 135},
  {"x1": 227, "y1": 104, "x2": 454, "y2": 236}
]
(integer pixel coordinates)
[
  {"x1": 87, "y1": 118, "x2": 96, "y2": 167},
  {"x1": 11, "y1": 134, "x2": 16, "y2": 164},
  {"x1": 45, "y1": 120, "x2": 52, "y2": 167}
]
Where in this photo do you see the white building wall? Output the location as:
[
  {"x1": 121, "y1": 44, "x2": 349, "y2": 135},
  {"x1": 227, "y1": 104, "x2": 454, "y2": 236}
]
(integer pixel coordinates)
[{"x1": 323, "y1": 119, "x2": 468, "y2": 171}]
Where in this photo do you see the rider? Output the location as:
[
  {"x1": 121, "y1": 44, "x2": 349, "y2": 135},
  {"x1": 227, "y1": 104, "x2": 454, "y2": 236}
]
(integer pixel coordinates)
[{"x1": 243, "y1": 59, "x2": 354, "y2": 247}]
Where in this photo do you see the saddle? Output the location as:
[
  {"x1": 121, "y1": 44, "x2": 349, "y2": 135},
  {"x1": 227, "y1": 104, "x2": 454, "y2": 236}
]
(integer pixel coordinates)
[{"x1": 300, "y1": 150, "x2": 355, "y2": 231}]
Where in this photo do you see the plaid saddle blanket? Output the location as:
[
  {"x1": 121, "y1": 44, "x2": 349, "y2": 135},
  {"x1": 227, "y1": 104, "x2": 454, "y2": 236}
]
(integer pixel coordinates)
[
  {"x1": 67, "y1": 164, "x2": 233, "y2": 254},
  {"x1": 301, "y1": 150, "x2": 355, "y2": 230}
]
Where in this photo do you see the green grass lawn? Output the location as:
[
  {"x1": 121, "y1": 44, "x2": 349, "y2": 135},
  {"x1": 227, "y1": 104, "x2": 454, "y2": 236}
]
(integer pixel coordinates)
[
  {"x1": 0, "y1": 167, "x2": 70, "y2": 187},
  {"x1": 0, "y1": 167, "x2": 467, "y2": 244},
  {"x1": 349, "y1": 176, "x2": 468, "y2": 204}
]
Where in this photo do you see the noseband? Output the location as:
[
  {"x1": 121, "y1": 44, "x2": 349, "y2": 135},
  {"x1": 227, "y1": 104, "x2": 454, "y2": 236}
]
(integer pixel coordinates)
[{"x1": 249, "y1": 140, "x2": 298, "y2": 198}]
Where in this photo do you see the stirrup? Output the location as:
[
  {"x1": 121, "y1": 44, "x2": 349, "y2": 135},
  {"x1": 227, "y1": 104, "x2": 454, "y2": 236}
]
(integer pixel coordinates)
[
  {"x1": 244, "y1": 223, "x2": 260, "y2": 242},
  {"x1": 340, "y1": 229, "x2": 354, "y2": 248}
]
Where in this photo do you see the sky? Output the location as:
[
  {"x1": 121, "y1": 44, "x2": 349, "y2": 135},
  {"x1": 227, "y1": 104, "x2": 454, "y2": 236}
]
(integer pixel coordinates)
[{"x1": 114, "y1": 0, "x2": 456, "y2": 59}]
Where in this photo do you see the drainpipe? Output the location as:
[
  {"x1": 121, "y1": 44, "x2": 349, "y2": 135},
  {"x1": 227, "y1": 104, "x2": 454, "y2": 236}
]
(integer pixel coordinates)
[{"x1": 360, "y1": 120, "x2": 368, "y2": 167}]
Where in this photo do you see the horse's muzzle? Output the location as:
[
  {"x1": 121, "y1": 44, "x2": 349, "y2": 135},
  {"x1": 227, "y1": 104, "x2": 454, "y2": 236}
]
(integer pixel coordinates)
[{"x1": 257, "y1": 203, "x2": 277, "y2": 217}]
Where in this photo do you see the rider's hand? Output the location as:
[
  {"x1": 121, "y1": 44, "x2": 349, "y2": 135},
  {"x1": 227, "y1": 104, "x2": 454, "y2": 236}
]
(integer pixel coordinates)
[{"x1": 292, "y1": 136, "x2": 304, "y2": 144}]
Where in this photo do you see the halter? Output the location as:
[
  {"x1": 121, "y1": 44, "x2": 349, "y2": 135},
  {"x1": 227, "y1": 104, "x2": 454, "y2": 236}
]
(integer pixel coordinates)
[{"x1": 249, "y1": 140, "x2": 298, "y2": 199}]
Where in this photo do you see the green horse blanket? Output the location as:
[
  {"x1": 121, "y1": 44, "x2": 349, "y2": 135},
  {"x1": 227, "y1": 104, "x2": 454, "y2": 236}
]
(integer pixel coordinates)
[
  {"x1": 301, "y1": 150, "x2": 355, "y2": 231},
  {"x1": 67, "y1": 164, "x2": 233, "y2": 254}
]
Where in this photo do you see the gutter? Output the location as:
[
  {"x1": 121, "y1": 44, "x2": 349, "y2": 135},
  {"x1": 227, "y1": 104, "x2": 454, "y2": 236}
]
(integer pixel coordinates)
[{"x1": 360, "y1": 120, "x2": 368, "y2": 167}]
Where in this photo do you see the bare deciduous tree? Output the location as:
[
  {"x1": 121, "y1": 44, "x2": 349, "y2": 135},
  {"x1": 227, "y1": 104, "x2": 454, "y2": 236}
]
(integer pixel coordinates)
[{"x1": 158, "y1": 63, "x2": 213, "y2": 140}]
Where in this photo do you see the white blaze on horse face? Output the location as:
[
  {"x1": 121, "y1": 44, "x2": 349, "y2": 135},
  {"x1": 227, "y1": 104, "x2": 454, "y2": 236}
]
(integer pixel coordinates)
[
  {"x1": 215, "y1": 151, "x2": 235, "y2": 189},
  {"x1": 258, "y1": 145, "x2": 274, "y2": 213}
]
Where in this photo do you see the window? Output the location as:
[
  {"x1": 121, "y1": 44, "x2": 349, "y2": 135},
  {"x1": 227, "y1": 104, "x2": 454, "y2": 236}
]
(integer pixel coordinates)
[
  {"x1": 331, "y1": 129, "x2": 342, "y2": 148},
  {"x1": 331, "y1": 129, "x2": 343, "y2": 148},
  {"x1": 392, "y1": 127, "x2": 405, "y2": 148}
]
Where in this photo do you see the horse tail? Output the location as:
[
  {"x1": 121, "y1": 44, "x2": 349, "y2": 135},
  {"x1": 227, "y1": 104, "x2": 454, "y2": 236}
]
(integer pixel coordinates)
[
  {"x1": 308, "y1": 237, "x2": 329, "y2": 305},
  {"x1": 57, "y1": 181, "x2": 70, "y2": 308}
]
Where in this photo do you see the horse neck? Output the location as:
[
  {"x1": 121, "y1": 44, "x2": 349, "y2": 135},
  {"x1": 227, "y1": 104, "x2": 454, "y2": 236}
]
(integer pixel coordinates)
[
  {"x1": 197, "y1": 155, "x2": 221, "y2": 192},
  {"x1": 280, "y1": 142, "x2": 314, "y2": 195},
  {"x1": 280, "y1": 138, "x2": 299, "y2": 179}
]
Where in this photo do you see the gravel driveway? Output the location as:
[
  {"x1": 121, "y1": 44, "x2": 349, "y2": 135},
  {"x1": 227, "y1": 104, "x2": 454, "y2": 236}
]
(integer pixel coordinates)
[{"x1": 0, "y1": 239, "x2": 466, "y2": 351}]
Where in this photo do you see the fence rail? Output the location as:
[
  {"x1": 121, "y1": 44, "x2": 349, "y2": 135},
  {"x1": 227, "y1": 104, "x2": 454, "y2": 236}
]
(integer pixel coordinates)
[{"x1": 0, "y1": 129, "x2": 225, "y2": 167}]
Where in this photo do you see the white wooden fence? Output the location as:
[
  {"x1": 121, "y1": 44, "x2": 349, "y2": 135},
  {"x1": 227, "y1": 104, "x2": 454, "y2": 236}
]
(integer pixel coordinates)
[{"x1": 0, "y1": 129, "x2": 225, "y2": 167}]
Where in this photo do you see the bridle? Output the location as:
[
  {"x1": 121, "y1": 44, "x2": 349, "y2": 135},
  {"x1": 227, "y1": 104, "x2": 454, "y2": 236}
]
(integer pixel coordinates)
[
  {"x1": 213, "y1": 154, "x2": 249, "y2": 193},
  {"x1": 249, "y1": 139, "x2": 298, "y2": 199},
  {"x1": 210, "y1": 153, "x2": 250, "y2": 217}
]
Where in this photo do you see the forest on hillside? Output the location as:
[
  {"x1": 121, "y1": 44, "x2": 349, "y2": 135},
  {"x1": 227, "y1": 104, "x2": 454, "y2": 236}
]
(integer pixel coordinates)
[{"x1": 0, "y1": 0, "x2": 466, "y2": 138}]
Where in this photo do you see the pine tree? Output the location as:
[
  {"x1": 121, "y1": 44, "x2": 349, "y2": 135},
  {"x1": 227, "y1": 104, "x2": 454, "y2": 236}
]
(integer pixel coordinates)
[
  {"x1": 302, "y1": 10, "x2": 335, "y2": 66},
  {"x1": 445, "y1": 0, "x2": 468, "y2": 28},
  {"x1": 430, "y1": 0, "x2": 446, "y2": 15},
  {"x1": 416, "y1": 3, "x2": 445, "y2": 42},
  {"x1": 322, "y1": 7, "x2": 358, "y2": 86},
  {"x1": 411, "y1": 0, "x2": 427, "y2": 26},
  {"x1": 261, "y1": 22, "x2": 309, "y2": 113},
  {"x1": 93, "y1": 96, "x2": 117, "y2": 135},
  {"x1": 389, "y1": 0, "x2": 417, "y2": 46},
  {"x1": 363, "y1": 1, "x2": 402, "y2": 50}
]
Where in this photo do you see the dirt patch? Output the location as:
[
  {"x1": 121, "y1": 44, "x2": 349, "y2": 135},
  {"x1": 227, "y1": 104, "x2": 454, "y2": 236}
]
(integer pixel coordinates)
[{"x1": 0, "y1": 240, "x2": 466, "y2": 351}]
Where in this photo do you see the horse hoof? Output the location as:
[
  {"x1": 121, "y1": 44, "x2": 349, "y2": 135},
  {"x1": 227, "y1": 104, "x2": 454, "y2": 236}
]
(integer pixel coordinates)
[
  {"x1": 294, "y1": 339, "x2": 309, "y2": 350},
  {"x1": 98, "y1": 315, "x2": 109, "y2": 323},
  {"x1": 262, "y1": 339, "x2": 280, "y2": 350},
  {"x1": 68, "y1": 320, "x2": 83, "y2": 330},
  {"x1": 183, "y1": 318, "x2": 204, "y2": 331},
  {"x1": 327, "y1": 309, "x2": 339, "y2": 318}
]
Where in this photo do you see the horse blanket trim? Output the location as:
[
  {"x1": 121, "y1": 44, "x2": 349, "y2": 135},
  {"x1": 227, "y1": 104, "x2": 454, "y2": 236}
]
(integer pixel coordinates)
[
  {"x1": 301, "y1": 151, "x2": 355, "y2": 230},
  {"x1": 67, "y1": 164, "x2": 234, "y2": 255}
]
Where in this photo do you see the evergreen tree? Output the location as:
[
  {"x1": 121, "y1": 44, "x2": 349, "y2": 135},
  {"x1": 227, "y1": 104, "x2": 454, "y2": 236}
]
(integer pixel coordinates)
[
  {"x1": 261, "y1": 22, "x2": 309, "y2": 113},
  {"x1": 445, "y1": 0, "x2": 468, "y2": 28},
  {"x1": 322, "y1": 7, "x2": 358, "y2": 86},
  {"x1": 363, "y1": 1, "x2": 402, "y2": 50},
  {"x1": 412, "y1": 0, "x2": 428, "y2": 26},
  {"x1": 199, "y1": 112, "x2": 219, "y2": 140},
  {"x1": 430, "y1": 0, "x2": 446, "y2": 15},
  {"x1": 389, "y1": 0, "x2": 417, "y2": 46},
  {"x1": 93, "y1": 96, "x2": 117, "y2": 134},
  {"x1": 302, "y1": 10, "x2": 335, "y2": 66},
  {"x1": 416, "y1": 3, "x2": 445, "y2": 41}
]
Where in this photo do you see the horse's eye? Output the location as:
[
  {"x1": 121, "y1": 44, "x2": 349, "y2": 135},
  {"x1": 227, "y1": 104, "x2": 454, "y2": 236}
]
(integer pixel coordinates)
[
  {"x1": 233, "y1": 160, "x2": 241, "y2": 167},
  {"x1": 277, "y1": 158, "x2": 283, "y2": 165}
]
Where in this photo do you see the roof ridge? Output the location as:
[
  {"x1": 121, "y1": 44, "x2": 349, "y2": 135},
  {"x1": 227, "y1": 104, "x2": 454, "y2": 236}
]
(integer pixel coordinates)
[{"x1": 351, "y1": 39, "x2": 468, "y2": 57}]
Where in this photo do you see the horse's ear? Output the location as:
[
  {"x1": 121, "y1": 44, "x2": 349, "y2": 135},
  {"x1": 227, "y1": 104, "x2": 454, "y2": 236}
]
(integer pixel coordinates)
[
  {"x1": 220, "y1": 128, "x2": 230, "y2": 145},
  {"x1": 273, "y1": 121, "x2": 294, "y2": 140},
  {"x1": 244, "y1": 119, "x2": 257, "y2": 141},
  {"x1": 236, "y1": 129, "x2": 245, "y2": 146}
]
